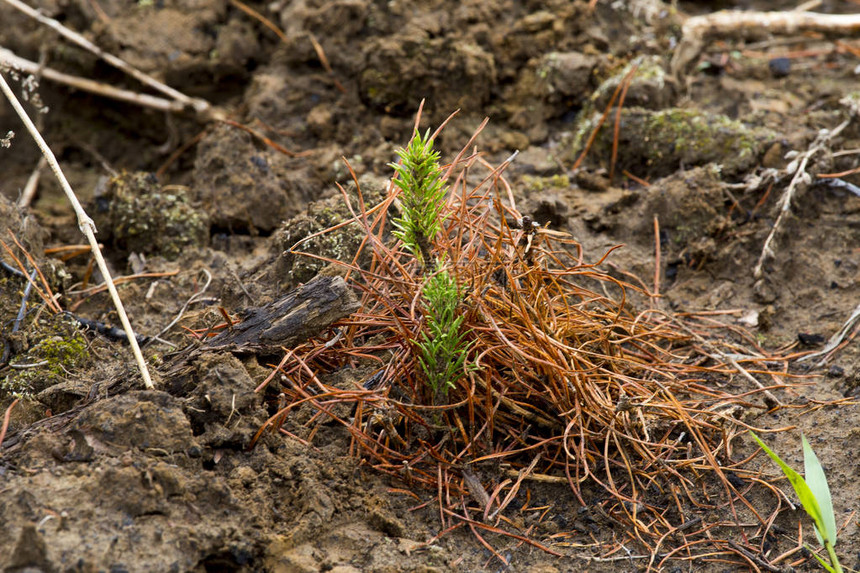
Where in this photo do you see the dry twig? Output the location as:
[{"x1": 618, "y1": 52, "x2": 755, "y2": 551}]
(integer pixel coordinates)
[
  {"x1": 0, "y1": 71, "x2": 153, "y2": 389},
  {"x1": 672, "y1": 9, "x2": 860, "y2": 78},
  {"x1": 0, "y1": 0, "x2": 219, "y2": 120},
  {"x1": 0, "y1": 48, "x2": 199, "y2": 116}
]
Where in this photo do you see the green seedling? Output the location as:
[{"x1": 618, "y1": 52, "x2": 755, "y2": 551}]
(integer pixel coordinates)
[
  {"x1": 417, "y1": 264, "x2": 476, "y2": 403},
  {"x1": 390, "y1": 129, "x2": 448, "y2": 267},
  {"x1": 750, "y1": 432, "x2": 842, "y2": 573},
  {"x1": 389, "y1": 130, "x2": 474, "y2": 402}
]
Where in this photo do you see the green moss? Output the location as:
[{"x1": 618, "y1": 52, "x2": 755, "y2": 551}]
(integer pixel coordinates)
[
  {"x1": 521, "y1": 174, "x2": 570, "y2": 193},
  {"x1": 569, "y1": 107, "x2": 773, "y2": 178},
  {"x1": 3, "y1": 314, "x2": 90, "y2": 397},
  {"x1": 94, "y1": 171, "x2": 209, "y2": 260}
]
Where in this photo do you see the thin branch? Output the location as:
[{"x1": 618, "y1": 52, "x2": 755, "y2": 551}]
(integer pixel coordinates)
[
  {"x1": 0, "y1": 48, "x2": 193, "y2": 115},
  {"x1": 0, "y1": 71, "x2": 154, "y2": 389},
  {"x1": 0, "y1": 0, "x2": 221, "y2": 121},
  {"x1": 672, "y1": 9, "x2": 860, "y2": 78}
]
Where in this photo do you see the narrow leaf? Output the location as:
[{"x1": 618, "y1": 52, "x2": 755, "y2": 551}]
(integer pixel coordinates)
[
  {"x1": 809, "y1": 546, "x2": 838, "y2": 573},
  {"x1": 750, "y1": 432, "x2": 827, "y2": 535},
  {"x1": 802, "y1": 434, "x2": 837, "y2": 546}
]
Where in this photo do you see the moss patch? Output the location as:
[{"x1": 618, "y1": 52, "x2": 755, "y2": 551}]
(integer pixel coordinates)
[
  {"x1": 274, "y1": 174, "x2": 388, "y2": 289},
  {"x1": 521, "y1": 174, "x2": 571, "y2": 193},
  {"x1": 3, "y1": 314, "x2": 90, "y2": 397},
  {"x1": 569, "y1": 107, "x2": 774, "y2": 178},
  {"x1": 93, "y1": 171, "x2": 209, "y2": 260}
]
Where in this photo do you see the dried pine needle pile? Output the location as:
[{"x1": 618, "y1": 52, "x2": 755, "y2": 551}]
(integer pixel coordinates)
[{"x1": 260, "y1": 120, "x2": 794, "y2": 563}]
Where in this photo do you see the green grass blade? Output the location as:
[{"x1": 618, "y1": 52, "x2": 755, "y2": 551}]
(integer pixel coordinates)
[
  {"x1": 802, "y1": 434, "x2": 837, "y2": 545},
  {"x1": 749, "y1": 432, "x2": 827, "y2": 534},
  {"x1": 809, "y1": 546, "x2": 837, "y2": 573}
]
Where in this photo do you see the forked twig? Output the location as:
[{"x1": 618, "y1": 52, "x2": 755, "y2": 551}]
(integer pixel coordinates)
[
  {"x1": 0, "y1": 71, "x2": 153, "y2": 389},
  {"x1": 753, "y1": 119, "x2": 849, "y2": 279}
]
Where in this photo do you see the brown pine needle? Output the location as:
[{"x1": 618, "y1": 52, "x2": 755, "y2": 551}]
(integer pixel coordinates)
[
  {"x1": 0, "y1": 398, "x2": 20, "y2": 449},
  {"x1": 219, "y1": 119, "x2": 312, "y2": 158},
  {"x1": 0, "y1": 237, "x2": 61, "y2": 314},
  {"x1": 261, "y1": 111, "x2": 807, "y2": 562}
]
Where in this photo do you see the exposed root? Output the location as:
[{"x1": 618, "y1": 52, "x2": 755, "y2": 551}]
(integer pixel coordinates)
[
  {"x1": 753, "y1": 118, "x2": 850, "y2": 280},
  {"x1": 672, "y1": 9, "x2": 860, "y2": 79}
]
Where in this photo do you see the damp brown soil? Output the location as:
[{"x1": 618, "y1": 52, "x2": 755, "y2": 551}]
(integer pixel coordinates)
[{"x1": 1, "y1": 0, "x2": 860, "y2": 571}]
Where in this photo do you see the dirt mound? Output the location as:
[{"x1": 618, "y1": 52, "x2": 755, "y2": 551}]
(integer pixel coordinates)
[{"x1": 2, "y1": 0, "x2": 860, "y2": 571}]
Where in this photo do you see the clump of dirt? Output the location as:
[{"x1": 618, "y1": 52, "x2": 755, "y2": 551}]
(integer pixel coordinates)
[
  {"x1": 360, "y1": 36, "x2": 497, "y2": 117},
  {"x1": 93, "y1": 171, "x2": 210, "y2": 260},
  {"x1": 589, "y1": 55, "x2": 676, "y2": 111},
  {"x1": 193, "y1": 124, "x2": 317, "y2": 234},
  {"x1": 2, "y1": 313, "x2": 89, "y2": 396},
  {"x1": 91, "y1": 0, "x2": 258, "y2": 91},
  {"x1": 2, "y1": 0, "x2": 860, "y2": 571}
]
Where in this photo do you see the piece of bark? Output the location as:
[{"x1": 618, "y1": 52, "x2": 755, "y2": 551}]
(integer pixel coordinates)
[
  {"x1": 204, "y1": 275, "x2": 358, "y2": 354},
  {"x1": 0, "y1": 276, "x2": 359, "y2": 455}
]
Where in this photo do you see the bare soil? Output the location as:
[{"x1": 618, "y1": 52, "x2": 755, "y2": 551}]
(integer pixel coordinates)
[{"x1": 1, "y1": 0, "x2": 860, "y2": 571}]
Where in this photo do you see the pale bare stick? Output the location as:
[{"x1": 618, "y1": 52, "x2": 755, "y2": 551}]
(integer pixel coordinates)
[
  {"x1": 753, "y1": 119, "x2": 849, "y2": 279},
  {"x1": 672, "y1": 10, "x2": 860, "y2": 78},
  {"x1": 0, "y1": 0, "x2": 220, "y2": 121},
  {"x1": 0, "y1": 48, "x2": 191, "y2": 115},
  {"x1": 797, "y1": 302, "x2": 860, "y2": 366},
  {"x1": 17, "y1": 156, "x2": 46, "y2": 208},
  {"x1": 0, "y1": 71, "x2": 154, "y2": 389}
]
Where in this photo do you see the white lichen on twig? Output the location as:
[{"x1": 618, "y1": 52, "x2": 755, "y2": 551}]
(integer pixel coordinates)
[{"x1": 752, "y1": 119, "x2": 849, "y2": 280}]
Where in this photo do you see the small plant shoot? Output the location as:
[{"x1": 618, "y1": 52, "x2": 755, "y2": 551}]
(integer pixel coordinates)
[
  {"x1": 417, "y1": 265, "x2": 476, "y2": 403},
  {"x1": 390, "y1": 129, "x2": 448, "y2": 267},
  {"x1": 750, "y1": 432, "x2": 843, "y2": 573},
  {"x1": 389, "y1": 130, "x2": 474, "y2": 402}
]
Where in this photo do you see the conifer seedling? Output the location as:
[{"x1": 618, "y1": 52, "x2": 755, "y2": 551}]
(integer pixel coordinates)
[
  {"x1": 390, "y1": 129, "x2": 447, "y2": 268},
  {"x1": 389, "y1": 130, "x2": 474, "y2": 402}
]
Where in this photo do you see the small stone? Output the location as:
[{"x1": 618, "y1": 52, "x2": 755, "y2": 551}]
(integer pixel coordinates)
[
  {"x1": 574, "y1": 170, "x2": 609, "y2": 193},
  {"x1": 827, "y1": 365, "x2": 845, "y2": 378},
  {"x1": 797, "y1": 332, "x2": 825, "y2": 346},
  {"x1": 769, "y1": 57, "x2": 791, "y2": 78}
]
